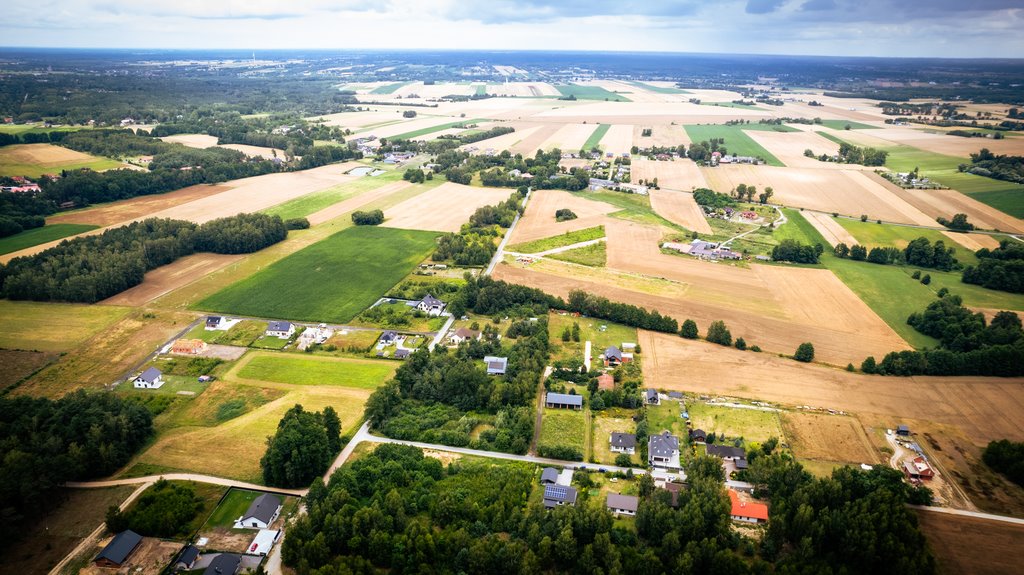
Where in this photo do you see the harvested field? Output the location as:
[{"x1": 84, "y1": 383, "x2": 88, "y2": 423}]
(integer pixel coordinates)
[
  {"x1": 367, "y1": 116, "x2": 467, "y2": 140},
  {"x1": 47, "y1": 184, "x2": 231, "y2": 227},
  {"x1": 509, "y1": 123, "x2": 562, "y2": 155},
  {"x1": 160, "y1": 133, "x2": 219, "y2": 148},
  {"x1": 634, "y1": 124, "x2": 690, "y2": 148},
  {"x1": 744, "y1": 130, "x2": 844, "y2": 169},
  {"x1": 865, "y1": 126, "x2": 1024, "y2": 157},
  {"x1": 101, "y1": 253, "x2": 244, "y2": 307},
  {"x1": 219, "y1": 143, "x2": 286, "y2": 159},
  {"x1": 780, "y1": 411, "x2": 877, "y2": 464},
  {"x1": 510, "y1": 189, "x2": 617, "y2": 244},
  {"x1": 638, "y1": 331, "x2": 1024, "y2": 444},
  {"x1": 802, "y1": 211, "x2": 858, "y2": 247},
  {"x1": 463, "y1": 124, "x2": 543, "y2": 153},
  {"x1": 648, "y1": 189, "x2": 713, "y2": 234},
  {"x1": 0, "y1": 143, "x2": 124, "y2": 177},
  {"x1": 381, "y1": 182, "x2": 513, "y2": 232},
  {"x1": 632, "y1": 158, "x2": 707, "y2": 191},
  {"x1": 0, "y1": 349, "x2": 54, "y2": 391},
  {"x1": 918, "y1": 511, "x2": 1024, "y2": 575},
  {"x1": 941, "y1": 231, "x2": 1001, "y2": 251},
  {"x1": 532, "y1": 101, "x2": 769, "y2": 123},
  {"x1": 306, "y1": 180, "x2": 413, "y2": 225},
  {"x1": 538, "y1": 123, "x2": 599, "y2": 152},
  {"x1": 0, "y1": 300, "x2": 131, "y2": 353},
  {"x1": 598, "y1": 125, "x2": 634, "y2": 155}
]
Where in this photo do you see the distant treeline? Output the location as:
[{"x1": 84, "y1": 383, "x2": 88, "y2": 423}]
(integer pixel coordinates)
[
  {"x1": 0, "y1": 214, "x2": 287, "y2": 303},
  {"x1": 962, "y1": 148, "x2": 1024, "y2": 185},
  {"x1": 0, "y1": 129, "x2": 74, "y2": 148},
  {"x1": 963, "y1": 240, "x2": 1024, "y2": 293},
  {"x1": 0, "y1": 190, "x2": 50, "y2": 238}
]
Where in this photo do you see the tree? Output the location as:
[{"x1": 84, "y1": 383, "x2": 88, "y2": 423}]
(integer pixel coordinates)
[
  {"x1": 561, "y1": 326, "x2": 571, "y2": 342},
  {"x1": 323, "y1": 406, "x2": 342, "y2": 453},
  {"x1": 680, "y1": 319, "x2": 699, "y2": 339},
  {"x1": 615, "y1": 453, "x2": 632, "y2": 467},
  {"x1": 352, "y1": 209, "x2": 385, "y2": 225},
  {"x1": 260, "y1": 404, "x2": 337, "y2": 488},
  {"x1": 921, "y1": 273, "x2": 932, "y2": 285},
  {"x1": 794, "y1": 342, "x2": 815, "y2": 362},
  {"x1": 705, "y1": 320, "x2": 732, "y2": 346},
  {"x1": 637, "y1": 472, "x2": 655, "y2": 497},
  {"x1": 861, "y1": 356, "x2": 877, "y2": 373},
  {"x1": 571, "y1": 322, "x2": 581, "y2": 342},
  {"x1": 834, "y1": 242, "x2": 850, "y2": 258},
  {"x1": 734, "y1": 337, "x2": 747, "y2": 350}
]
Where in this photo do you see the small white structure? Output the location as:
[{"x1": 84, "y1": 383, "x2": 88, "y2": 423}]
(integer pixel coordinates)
[
  {"x1": 484, "y1": 356, "x2": 508, "y2": 375},
  {"x1": 235, "y1": 494, "x2": 282, "y2": 530},
  {"x1": 247, "y1": 529, "x2": 281, "y2": 556},
  {"x1": 134, "y1": 367, "x2": 164, "y2": 389},
  {"x1": 266, "y1": 321, "x2": 295, "y2": 339},
  {"x1": 416, "y1": 294, "x2": 446, "y2": 316}
]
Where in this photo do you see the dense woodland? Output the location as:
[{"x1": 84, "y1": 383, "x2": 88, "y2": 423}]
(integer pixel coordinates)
[
  {"x1": 962, "y1": 240, "x2": 1024, "y2": 293},
  {"x1": 982, "y1": 439, "x2": 1024, "y2": 487},
  {"x1": 835, "y1": 142, "x2": 888, "y2": 166},
  {"x1": 281, "y1": 444, "x2": 933, "y2": 575},
  {"x1": 261, "y1": 405, "x2": 343, "y2": 488},
  {"x1": 104, "y1": 479, "x2": 203, "y2": 538},
  {"x1": 0, "y1": 214, "x2": 287, "y2": 302},
  {"x1": 0, "y1": 392, "x2": 153, "y2": 542},
  {"x1": 963, "y1": 148, "x2": 1024, "y2": 184}
]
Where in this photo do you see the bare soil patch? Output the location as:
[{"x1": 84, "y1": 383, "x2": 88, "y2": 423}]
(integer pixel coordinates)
[
  {"x1": 781, "y1": 411, "x2": 877, "y2": 464},
  {"x1": 510, "y1": 123, "x2": 563, "y2": 155},
  {"x1": 599, "y1": 125, "x2": 634, "y2": 155},
  {"x1": 539, "y1": 123, "x2": 599, "y2": 152},
  {"x1": 648, "y1": 189, "x2": 713, "y2": 234},
  {"x1": 510, "y1": 189, "x2": 617, "y2": 244},
  {"x1": 632, "y1": 158, "x2": 707, "y2": 191},
  {"x1": 381, "y1": 182, "x2": 513, "y2": 232},
  {"x1": 802, "y1": 211, "x2": 858, "y2": 247},
  {"x1": 744, "y1": 130, "x2": 845, "y2": 169},
  {"x1": 463, "y1": 124, "x2": 543, "y2": 153},
  {"x1": 101, "y1": 253, "x2": 243, "y2": 307},
  {"x1": 161, "y1": 133, "x2": 219, "y2": 148},
  {"x1": 1, "y1": 143, "x2": 104, "y2": 165},
  {"x1": 48, "y1": 184, "x2": 231, "y2": 227},
  {"x1": 219, "y1": 143, "x2": 286, "y2": 160},
  {"x1": 634, "y1": 124, "x2": 690, "y2": 148},
  {"x1": 918, "y1": 511, "x2": 1024, "y2": 575}
]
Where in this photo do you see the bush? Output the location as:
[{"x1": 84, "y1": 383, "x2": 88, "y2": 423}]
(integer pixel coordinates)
[
  {"x1": 680, "y1": 319, "x2": 699, "y2": 339},
  {"x1": 105, "y1": 479, "x2": 202, "y2": 537},
  {"x1": 555, "y1": 208, "x2": 577, "y2": 222},
  {"x1": 920, "y1": 274, "x2": 931, "y2": 285},
  {"x1": 794, "y1": 342, "x2": 815, "y2": 362},
  {"x1": 706, "y1": 320, "x2": 732, "y2": 346},
  {"x1": 615, "y1": 453, "x2": 633, "y2": 467},
  {"x1": 982, "y1": 439, "x2": 1024, "y2": 486},
  {"x1": 352, "y1": 209, "x2": 385, "y2": 225},
  {"x1": 285, "y1": 217, "x2": 310, "y2": 230},
  {"x1": 537, "y1": 444, "x2": 583, "y2": 460},
  {"x1": 734, "y1": 337, "x2": 747, "y2": 350}
]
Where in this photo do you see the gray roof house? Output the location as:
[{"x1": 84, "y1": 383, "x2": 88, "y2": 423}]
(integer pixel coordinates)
[
  {"x1": 543, "y1": 485, "x2": 578, "y2": 508},
  {"x1": 706, "y1": 445, "x2": 746, "y2": 460},
  {"x1": 649, "y1": 431, "x2": 680, "y2": 468},
  {"x1": 610, "y1": 432, "x2": 637, "y2": 453},
  {"x1": 545, "y1": 392, "x2": 583, "y2": 410},
  {"x1": 417, "y1": 294, "x2": 445, "y2": 315},
  {"x1": 484, "y1": 356, "x2": 508, "y2": 375},
  {"x1": 266, "y1": 321, "x2": 294, "y2": 337},
  {"x1": 175, "y1": 546, "x2": 200, "y2": 570},
  {"x1": 606, "y1": 493, "x2": 639, "y2": 516},
  {"x1": 380, "y1": 330, "x2": 398, "y2": 344},
  {"x1": 604, "y1": 346, "x2": 623, "y2": 364},
  {"x1": 540, "y1": 467, "x2": 559, "y2": 484},
  {"x1": 203, "y1": 553, "x2": 242, "y2": 575},
  {"x1": 206, "y1": 316, "x2": 222, "y2": 329},
  {"x1": 645, "y1": 389, "x2": 660, "y2": 404},
  {"x1": 134, "y1": 367, "x2": 164, "y2": 389},
  {"x1": 94, "y1": 530, "x2": 143, "y2": 568},
  {"x1": 235, "y1": 493, "x2": 282, "y2": 529}
]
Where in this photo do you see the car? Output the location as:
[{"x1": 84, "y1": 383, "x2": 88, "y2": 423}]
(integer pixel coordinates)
[{"x1": 598, "y1": 468, "x2": 607, "y2": 473}]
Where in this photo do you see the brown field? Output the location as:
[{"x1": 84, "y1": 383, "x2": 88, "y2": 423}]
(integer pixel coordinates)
[
  {"x1": 865, "y1": 172, "x2": 1024, "y2": 234},
  {"x1": 48, "y1": 184, "x2": 231, "y2": 227},
  {"x1": 648, "y1": 189, "x2": 713, "y2": 233},
  {"x1": 509, "y1": 189, "x2": 617, "y2": 244},
  {"x1": 634, "y1": 124, "x2": 690, "y2": 149},
  {"x1": 509, "y1": 123, "x2": 562, "y2": 155},
  {"x1": 702, "y1": 165, "x2": 938, "y2": 225},
  {"x1": 463, "y1": 124, "x2": 543, "y2": 153},
  {"x1": 366, "y1": 116, "x2": 465, "y2": 139},
  {"x1": 101, "y1": 253, "x2": 244, "y2": 307},
  {"x1": 160, "y1": 133, "x2": 219, "y2": 148},
  {"x1": 0, "y1": 349, "x2": 54, "y2": 390},
  {"x1": 598, "y1": 125, "x2": 635, "y2": 155},
  {"x1": 306, "y1": 180, "x2": 413, "y2": 225},
  {"x1": 531, "y1": 101, "x2": 770, "y2": 125},
  {"x1": 803, "y1": 211, "x2": 858, "y2": 247},
  {"x1": 781, "y1": 411, "x2": 877, "y2": 464},
  {"x1": 637, "y1": 331, "x2": 1024, "y2": 443},
  {"x1": 219, "y1": 143, "x2": 286, "y2": 159},
  {"x1": 632, "y1": 157, "x2": 708, "y2": 191},
  {"x1": 744, "y1": 130, "x2": 845, "y2": 169},
  {"x1": 538, "y1": 123, "x2": 600, "y2": 152},
  {"x1": 381, "y1": 182, "x2": 513, "y2": 232},
  {"x1": 918, "y1": 511, "x2": 1024, "y2": 575},
  {"x1": 865, "y1": 126, "x2": 1024, "y2": 158},
  {"x1": 0, "y1": 143, "x2": 115, "y2": 166},
  {"x1": 941, "y1": 231, "x2": 1001, "y2": 251}
]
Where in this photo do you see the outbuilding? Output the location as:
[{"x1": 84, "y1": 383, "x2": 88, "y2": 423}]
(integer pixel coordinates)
[{"x1": 94, "y1": 530, "x2": 143, "y2": 568}]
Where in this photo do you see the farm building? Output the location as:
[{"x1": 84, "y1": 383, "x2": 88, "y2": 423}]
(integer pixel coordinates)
[
  {"x1": 234, "y1": 493, "x2": 282, "y2": 530},
  {"x1": 904, "y1": 456, "x2": 935, "y2": 480},
  {"x1": 689, "y1": 428, "x2": 707, "y2": 443},
  {"x1": 545, "y1": 392, "x2": 583, "y2": 410},
  {"x1": 203, "y1": 553, "x2": 242, "y2": 575},
  {"x1": 610, "y1": 432, "x2": 637, "y2": 454},
  {"x1": 649, "y1": 431, "x2": 680, "y2": 469},
  {"x1": 266, "y1": 321, "x2": 295, "y2": 339},
  {"x1": 543, "y1": 485, "x2": 578, "y2": 508},
  {"x1": 171, "y1": 338, "x2": 207, "y2": 355},
  {"x1": 663, "y1": 240, "x2": 741, "y2": 261},
  {"x1": 729, "y1": 490, "x2": 769, "y2": 524},
  {"x1": 133, "y1": 367, "x2": 164, "y2": 389},
  {"x1": 897, "y1": 425, "x2": 911, "y2": 436},
  {"x1": 416, "y1": 294, "x2": 446, "y2": 316},
  {"x1": 606, "y1": 493, "x2": 639, "y2": 516},
  {"x1": 449, "y1": 327, "x2": 481, "y2": 345},
  {"x1": 541, "y1": 467, "x2": 559, "y2": 484},
  {"x1": 94, "y1": 530, "x2": 143, "y2": 568},
  {"x1": 484, "y1": 356, "x2": 508, "y2": 375},
  {"x1": 597, "y1": 373, "x2": 615, "y2": 391},
  {"x1": 645, "y1": 389, "x2": 660, "y2": 405},
  {"x1": 174, "y1": 546, "x2": 200, "y2": 571}
]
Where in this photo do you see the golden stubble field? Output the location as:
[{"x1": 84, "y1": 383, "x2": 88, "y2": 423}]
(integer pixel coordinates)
[{"x1": 381, "y1": 182, "x2": 514, "y2": 232}]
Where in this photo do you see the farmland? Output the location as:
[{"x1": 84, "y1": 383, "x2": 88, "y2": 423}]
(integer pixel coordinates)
[
  {"x1": 0, "y1": 300, "x2": 131, "y2": 353},
  {"x1": 686, "y1": 402, "x2": 784, "y2": 444},
  {"x1": 508, "y1": 225, "x2": 605, "y2": 254},
  {"x1": 197, "y1": 226, "x2": 439, "y2": 323},
  {"x1": 555, "y1": 84, "x2": 630, "y2": 102},
  {"x1": 0, "y1": 143, "x2": 124, "y2": 177},
  {"x1": 234, "y1": 353, "x2": 397, "y2": 388},
  {"x1": 684, "y1": 124, "x2": 797, "y2": 167},
  {"x1": 263, "y1": 169, "x2": 404, "y2": 220},
  {"x1": 583, "y1": 124, "x2": 611, "y2": 150},
  {"x1": 0, "y1": 223, "x2": 98, "y2": 255},
  {"x1": 547, "y1": 242, "x2": 607, "y2": 266},
  {"x1": 780, "y1": 411, "x2": 877, "y2": 468}
]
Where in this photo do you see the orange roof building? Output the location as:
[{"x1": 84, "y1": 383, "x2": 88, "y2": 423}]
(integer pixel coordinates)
[
  {"x1": 729, "y1": 489, "x2": 769, "y2": 524},
  {"x1": 597, "y1": 373, "x2": 615, "y2": 391},
  {"x1": 171, "y1": 339, "x2": 207, "y2": 355}
]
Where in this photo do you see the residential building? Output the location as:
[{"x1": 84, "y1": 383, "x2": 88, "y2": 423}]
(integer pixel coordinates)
[
  {"x1": 484, "y1": 356, "x2": 508, "y2": 375},
  {"x1": 729, "y1": 490, "x2": 769, "y2": 524},
  {"x1": 393, "y1": 348, "x2": 411, "y2": 360},
  {"x1": 234, "y1": 493, "x2": 282, "y2": 529},
  {"x1": 649, "y1": 431, "x2": 680, "y2": 468},
  {"x1": 449, "y1": 327, "x2": 481, "y2": 345},
  {"x1": 266, "y1": 321, "x2": 295, "y2": 339},
  {"x1": 380, "y1": 330, "x2": 398, "y2": 345},
  {"x1": 610, "y1": 432, "x2": 637, "y2": 454},
  {"x1": 689, "y1": 429, "x2": 707, "y2": 443},
  {"x1": 540, "y1": 467, "x2": 559, "y2": 484},
  {"x1": 603, "y1": 346, "x2": 625, "y2": 367},
  {"x1": 133, "y1": 367, "x2": 164, "y2": 389},
  {"x1": 203, "y1": 553, "x2": 242, "y2": 575},
  {"x1": 416, "y1": 294, "x2": 446, "y2": 316},
  {"x1": 545, "y1": 392, "x2": 583, "y2": 410},
  {"x1": 605, "y1": 493, "x2": 639, "y2": 516},
  {"x1": 94, "y1": 530, "x2": 143, "y2": 568},
  {"x1": 174, "y1": 546, "x2": 200, "y2": 571},
  {"x1": 706, "y1": 445, "x2": 746, "y2": 461},
  {"x1": 542, "y1": 485, "x2": 578, "y2": 508},
  {"x1": 897, "y1": 424, "x2": 911, "y2": 436},
  {"x1": 205, "y1": 316, "x2": 223, "y2": 330},
  {"x1": 645, "y1": 389, "x2": 660, "y2": 405},
  {"x1": 171, "y1": 338, "x2": 207, "y2": 355},
  {"x1": 904, "y1": 456, "x2": 935, "y2": 480}
]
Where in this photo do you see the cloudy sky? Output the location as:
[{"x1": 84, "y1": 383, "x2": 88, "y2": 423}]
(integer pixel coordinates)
[{"x1": 2, "y1": 0, "x2": 1022, "y2": 58}]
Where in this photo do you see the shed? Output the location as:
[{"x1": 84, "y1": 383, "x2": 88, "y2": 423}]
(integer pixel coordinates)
[
  {"x1": 540, "y1": 467, "x2": 559, "y2": 484},
  {"x1": 545, "y1": 392, "x2": 583, "y2": 410},
  {"x1": 94, "y1": 530, "x2": 143, "y2": 568},
  {"x1": 175, "y1": 545, "x2": 200, "y2": 570}
]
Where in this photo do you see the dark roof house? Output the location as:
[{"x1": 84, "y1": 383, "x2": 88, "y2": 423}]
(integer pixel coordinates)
[
  {"x1": 136, "y1": 367, "x2": 162, "y2": 385},
  {"x1": 94, "y1": 530, "x2": 143, "y2": 568},
  {"x1": 645, "y1": 389, "x2": 659, "y2": 404},
  {"x1": 175, "y1": 545, "x2": 200, "y2": 570},
  {"x1": 484, "y1": 356, "x2": 508, "y2": 375},
  {"x1": 706, "y1": 445, "x2": 746, "y2": 460},
  {"x1": 394, "y1": 348, "x2": 410, "y2": 360},
  {"x1": 206, "y1": 316, "x2": 222, "y2": 328},
  {"x1": 604, "y1": 346, "x2": 623, "y2": 361},
  {"x1": 239, "y1": 493, "x2": 281, "y2": 526},
  {"x1": 381, "y1": 330, "x2": 398, "y2": 343},
  {"x1": 203, "y1": 553, "x2": 242, "y2": 575},
  {"x1": 267, "y1": 321, "x2": 293, "y2": 334},
  {"x1": 610, "y1": 432, "x2": 637, "y2": 450},
  {"x1": 543, "y1": 485, "x2": 578, "y2": 508},
  {"x1": 689, "y1": 428, "x2": 707, "y2": 442},
  {"x1": 540, "y1": 467, "x2": 559, "y2": 484},
  {"x1": 605, "y1": 493, "x2": 639, "y2": 515}
]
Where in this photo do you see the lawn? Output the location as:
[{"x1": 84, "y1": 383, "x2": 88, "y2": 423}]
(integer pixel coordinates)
[
  {"x1": 0, "y1": 300, "x2": 131, "y2": 352},
  {"x1": 687, "y1": 402, "x2": 784, "y2": 444},
  {"x1": 817, "y1": 120, "x2": 879, "y2": 130},
  {"x1": 197, "y1": 226, "x2": 439, "y2": 323},
  {"x1": 390, "y1": 118, "x2": 487, "y2": 141},
  {"x1": 646, "y1": 401, "x2": 688, "y2": 441},
  {"x1": 548, "y1": 242, "x2": 607, "y2": 267},
  {"x1": 0, "y1": 149, "x2": 124, "y2": 178},
  {"x1": 0, "y1": 223, "x2": 98, "y2": 255},
  {"x1": 203, "y1": 488, "x2": 263, "y2": 529},
  {"x1": 236, "y1": 353, "x2": 396, "y2": 388},
  {"x1": 683, "y1": 125, "x2": 795, "y2": 167},
  {"x1": 352, "y1": 300, "x2": 446, "y2": 332},
  {"x1": 539, "y1": 409, "x2": 587, "y2": 453},
  {"x1": 592, "y1": 410, "x2": 638, "y2": 465},
  {"x1": 508, "y1": 225, "x2": 605, "y2": 253},
  {"x1": 548, "y1": 312, "x2": 638, "y2": 365},
  {"x1": 156, "y1": 379, "x2": 285, "y2": 429},
  {"x1": 583, "y1": 125, "x2": 611, "y2": 150},
  {"x1": 835, "y1": 218, "x2": 983, "y2": 267},
  {"x1": 263, "y1": 169, "x2": 403, "y2": 220},
  {"x1": 555, "y1": 85, "x2": 630, "y2": 102},
  {"x1": 185, "y1": 320, "x2": 267, "y2": 346},
  {"x1": 370, "y1": 82, "x2": 409, "y2": 95}
]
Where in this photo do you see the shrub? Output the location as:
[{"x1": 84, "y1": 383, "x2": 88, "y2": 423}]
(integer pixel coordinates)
[
  {"x1": 680, "y1": 319, "x2": 699, "y2": 339},
  {"x1": 734, "y1": 337, "x2": 747, "y2": 350},
  {"x1": 352, "y1": 209, "x2": 385, "y2": 225},
  {"x1": 920, "y1": 274, "x2": 931, "y2": 285},
  {"x1": 615, "y1": 453, "x2": 633, "y2": 467},
  {"x1": 285, "y1": 217, "x2": 310, "y2": 230},
  {"x1": 706, "y1": 320, "x2": 732, "y2": 346},
  {"x1": 555, "y1": 208, "x2": 578, "y2": 222},
  {"x1": 794, "y1": 342, "x2": 815, "y2": 362}
]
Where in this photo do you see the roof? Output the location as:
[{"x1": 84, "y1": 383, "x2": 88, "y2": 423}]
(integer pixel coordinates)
[
  {"x1": 729, "y1": 490, "x2": 769, "y2": 521},
  {"x1": 546, "y1": 392, "x2": 583, "y2": 407},
  {"x1": 611, "y1": 432, "x2": 636, "y2": 449},
  {"x1": 663, "y1": 482, "x2": 683, "y2": 507},
  {"x1": 645, "y1": 389, "x2": 658, "y2": 400},
  {"x1": 394, "y1": 349, "x2": 410, "y2": 359},
  {"x1": 206, "y1": 316, "x2": 222, "y2": 324},
  {"x1": 484, "y1": 356, "x2": 508, "y2": 373},
  {"x1": 177, "y1": 546, "x2": 200, "y2": 567},
  {"x1": 381, "y1": 330, "x2": 397, "y2": 340},
  {"x1": 897, "y1": 424, "x2": 910, "y2": 432},
  {"x1": 735, "y1": 458, "x2": 749, "y2": 470},
  {"x1": 597, "y1": 373, "x2": 615, "y2": 390},
  {"x1": 540, "y1": 467, "x2": 559, "y2": 483},
  {"x1": 606, "y1": 493, "x2": 639, "y2": 512},
  {"x1": 267, "y1": 320, "x2": 292, "y2": 332},
  {"x1": 668, "y1": 391, "x2": 683, "y2": 399},
  {"x1": 649, "y1": 432, "x2": 679, "y2": 457},
  {"x1": 543, "y1": 485, "x2": 577, "y2": 506},
  {"x1": 706, "y1": 445, "x2": 746, "y2": 459},
  {"x1": 242, "y1": 493, "x2": 281, "y2": 524},
  {"x1": 454, "y1": 327, "x2": 479, "y2": 339},
  {"x1": 604, "y1": 346, "x2": 623, "y2": 360},
  {"x1": 137, "y1": 367, "x2": 162, "y2": 383},
  {"x1": 690, "y1": 428, "x2": 707, "y2": 438},
  {"x1": 419, "y1": 294, "x2": 443, "y2": 307},
  {"x1": 203, "y1": 553, "x2": 242, "y2": 575},
  {"x1": 95, "y1": 530, "x2": 142, "y2": 565}
]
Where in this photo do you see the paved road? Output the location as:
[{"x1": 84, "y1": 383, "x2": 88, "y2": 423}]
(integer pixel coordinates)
[
  {"x1": 908, "y1": 504, "x2": 1024, "y2": 525},
  {"x1": 485, "y1": 188, "x2": 531, "y2": 275},
  {"x1": 430, "y1": 315, "x2": 456, "y2": 349},
  {"x1": 66, "y1": 473, "x2": 307, "y2": 497}
]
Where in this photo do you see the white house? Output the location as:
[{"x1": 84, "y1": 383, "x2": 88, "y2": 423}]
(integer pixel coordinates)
[
  {"x1": 235, "y1": 494, "x2": 282, "y2": 529},
  {"x1": 416, "y1": 294, "x2": 446, "y2": 316},
  {"x1": 449, "y1": 327, "x2": 480, "y2": 345},
  {"x1": 134, "y1": 367, "x2": 164, "y2": 389},
  {"x1": 648, "y1": 431, "x2": 680, "y2": 469},
  {"x1": 606, "y1": 493, "x2": 639, "y2": 516},
  {"x1": 266, "y1": 321, "x2": 295, "y2": 339}
]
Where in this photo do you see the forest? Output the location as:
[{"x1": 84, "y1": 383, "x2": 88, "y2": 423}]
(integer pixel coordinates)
[
  {"x1": 104, "y1": 479, "x2": 204, "y2": 538},
  {"x1": 262, "y1": 405, "x2": 342, "y2": 488},
  {"x1": 281, "y1": 444, "x2": 934, "y2": 575},
  {"x1": 982, "y1": 439, "x2": 1024, "y2": 487},
  {"x1": 771, "y1": 239, "x2": 823, "y2": 264},
  {"x1": 963, "y1": 148, "x2": 1024, "y2": 184},
  {"x1": 0, "y1": 213, "x2": 287, "y2": 302},
  {"x1": 0, "y1": 391, "x2": 153, "y2": 542},
  {"x1": 432, "y1": 193, "x2": 522, "y2": 266},
  {"x1": 962, "y1": 240, "x2": 1024, "y2": 293}
]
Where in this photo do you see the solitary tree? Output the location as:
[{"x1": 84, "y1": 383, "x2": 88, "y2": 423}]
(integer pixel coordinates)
[
  {"x1": 794, "y1": 342, "x2": 815, "y2": 363},
  {"x1": 705, "y1": 320, "x2": 732, "y2": 346},
  {"x1": 734, "y1": 337, "x2": 747, "y2": 351},
  {"x1": 680, "y1": 319, "x2": 699, "y2": 339}
]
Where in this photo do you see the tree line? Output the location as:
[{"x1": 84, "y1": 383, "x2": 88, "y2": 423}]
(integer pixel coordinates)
[
  {"x1": 0, "y1": 189, "x2": 51, "y2": 238},
  {"x1": 771, "y1": 239, "x2": 823, "y2": 264},
  {"x1": 962, "y1": 240, "x2": 1024, "y2": 293},
  {"x1": 432, "y1": 193, "x2": 522, "y2": 266},
  {"x1": 834, "y1": 236, "x2": 960, "y2": 271},
  {"x1": 261, "y1": 404, "x2": 342, "y2": 488},
  {"x1": 0, "y1": 213, "x2": 287, "y2": 303},
  {"x1": 961, "y1": 148, "x2": 1024, "y2": 185},
  {"x1": 836, "y1": 142, "x2": 888, "y2": 166}
]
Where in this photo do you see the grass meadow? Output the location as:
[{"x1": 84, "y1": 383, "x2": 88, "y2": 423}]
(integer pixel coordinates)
[
  {"x1": 389, "y1": 118, "x2": 487, "y2": 141},
  {"x1": 538, "y1": 409, "x2": 587, "y2": 453},
  {"x1": 263, "y1": 169, "x2": 404, "y2": 220},
  {"x1": 547, "y1": 242, "x2": 607, "y2": 267},
  {"x1": 583, "y1": 125, "x2": 611, "y2": 150},
  {"x1": 0, "y1": 223, "x2": 98, "y2": 255},
  {"x1": 236, "y1": 353, "x2": 396, "y2": 388},
  {"x1": 555, "y1": 85, "x2": 630, "y2": 102},
  {"x1": 508, "y1": 225, "x2": 605, "y2": 253},
  {"x1": 683, "y1": 124, "x2": 797, "y2": 167},
  {"x1": 687, "y1": 402, "x2": 784, "y2": 444}
]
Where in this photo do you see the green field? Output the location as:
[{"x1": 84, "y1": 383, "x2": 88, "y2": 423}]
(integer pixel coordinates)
[
  {"x1": 0, "y1": 156, "x2": 123, "y2": 178},
  {"x1": 646, "y1": 401, "x2": 688, "y2": 440},
  {"x1": 0, "y1": 300, "x2": 131, "y2": 352},
  {"x1": 370, "y1": 82, "x2": 410, "y2": 95},
  {"x1": 263, "y1": 169, "x2": 404, "y2": 220},
  {"x1": 834, "y1": 218, "x2": 983, "y2": 267},
  {"x1": 0, "y1": 124, "x2": 91, "y2": 135},
  {"x1": 683, "y1": 124, "x2": 797, "y2": 167},
  {"x1": 548, "y1": 312, "x2": 637, "y2": 364},
  {"x1": 583, "y1": 124, "x2": 610, "y2": 150},
  {"x1": 0, "y1": 223, "x2": 98, "y2": 255},
  {"x1": 548, "y1": 242, "x2": 607, "y2": 267},
  {"x1": 473, "y1": 84, "x2": 487, "y2": 96},
  {"x1": 817, "y1": 120, "x2": 879, "y2": 130},
  {"x1": 687, "y1": 402, "x2": 784, "y2": 444},
  {"x1": 701, "y1": 102, "x2": 762, "y2": 110},
  {"x1": 508, "y1": 225, "x2": 605, "y2": 254},
  {"x1": 625, "y1": 81, "x2": 689, "y2": 94},
  {"x1": 197, "y1": 226, "x2": 439, "y2": 323},
  {"x1": 203, "y1": 488, "x2": 264, "y2": 529},
  {"x1": 390, "y1": 118, "x2": 487, "y2": 141},
  {"x1": 237, "y1": 354, "x2": 396, "y2": 388},
  {"x1": 539, "y1": 409, "x2": 587, "y2": 452},
  {"x1": 555, "y1": 85, "x2": 630, "y2": 102}
]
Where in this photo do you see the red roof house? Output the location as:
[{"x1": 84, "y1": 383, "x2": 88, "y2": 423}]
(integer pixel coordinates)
[{"x1": 729, "y1": 489, "x2": 769, "y2": 524}]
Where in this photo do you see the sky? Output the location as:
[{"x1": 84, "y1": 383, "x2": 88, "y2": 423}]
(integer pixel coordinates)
[{"x1": 2, "y1": 0, "x2": 1022, "y2": 58}]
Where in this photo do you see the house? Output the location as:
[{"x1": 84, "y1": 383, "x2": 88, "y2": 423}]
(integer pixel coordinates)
[
  {"x1": 605, "y1": 493, "x2": 639, "y2": 516},
  {"x1": 689, "y1": 429, "x2": 707, "y2": 443},
  {"x1": 542, "y1": 485, "x2": 578, "y2": 508},
  {"x1": 649, "y1": 431, "x2": 680, "y2": 468},
  {"x1": 94, "y1": 530, "x2": 143, "y2": 568},
  {"x1": 234, "y1": 493, "x2": 282, "y2": 529},
  {"x1": 610, "y1": 432, "x2": 637, "y2": 454},
  {"x1": 171, "y1": 338, "x2": 207, "y2": 355},
  {"x1": 266, "y1": 321, "x2": 295, "y2": 339},
  {"x1": 416, "y1": 294, "x2": 446, "y2": 316},
  {"x1": 645, "y1": 389, "x2": 660, "y2": 405},
  {"x1": 449, "y1": 327, "x2": 480, "y2": 345},
  {"x1": 706, "y1": 445, "x2": 746, "y2": 460},
  {"x1": 603, "y1": 346, "x2": 624, "y2": 367},
  {"x1": 174, "y1": 546, "x2": 200, "y2": 571},
  {"x1": 540, "y1": 467, "x2": 559, "y2": 484},
  {"x1": 665, "y1": 239, "x2": 742, "y2": 261},
  {"x1": 484, "y1": 356, "x2": 508, "y2": 375},
  {"x1": 203, "y1": 553, "x2": 242, "y2": 575},
  {"x1": 380, "y1": 330, "x2": 398, "y2": 345},
  {"x1": 729, "y1": 490, "x2": 769, "y2": 524},
  {"x1": 545, "y1": 392, "x2": 583, "y2": 410},
  {"x1": 247, "y1": 529, "x2": 281, "y2": 556},
  {"x1": 134, "y1": 367, "x2": 164, "y2": 389},
  {"x1": 394, "y1": 349, "x2": 410, "y2": 360},
  {"x1": 206, "y1": 316, "x2": 223, "y2": 330},
  {"x1": 897, "y1": 424, "x2": 911, "y2": 436},
  {"x1": 597, "y1": 373, "x2": 615, "y2": 391},
  {"x1": 904, "y1": 456, "x2": 935, "y2": 480}
]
